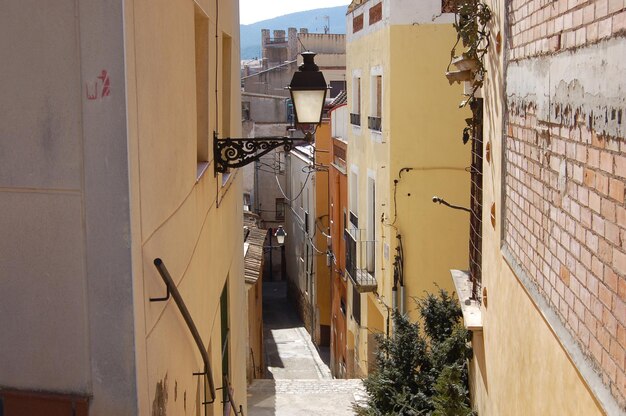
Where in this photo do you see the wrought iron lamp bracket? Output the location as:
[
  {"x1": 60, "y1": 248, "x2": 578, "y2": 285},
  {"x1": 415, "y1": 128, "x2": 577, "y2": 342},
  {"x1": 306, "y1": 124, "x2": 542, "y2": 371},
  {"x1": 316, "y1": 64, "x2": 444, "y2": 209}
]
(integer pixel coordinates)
[{"x1": 213, "y1": 132, "x2": 298, "y2": 174}]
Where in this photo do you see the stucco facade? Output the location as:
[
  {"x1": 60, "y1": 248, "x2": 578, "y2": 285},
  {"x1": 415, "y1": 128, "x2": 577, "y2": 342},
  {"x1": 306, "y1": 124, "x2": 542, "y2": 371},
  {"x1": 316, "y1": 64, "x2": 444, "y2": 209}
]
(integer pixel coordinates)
[
  {"x1": 329, "y1": 104, "x2": 350, "y2": 377},
  {"x1": 284, "y1": 122, "x2": 333, "y2": 347},
  {"x1": 344, "y1": 0, "x2": 471, "y2": 377},
  {"x1": 0, "y1": 0, "x2": 247, "y2": 414}
]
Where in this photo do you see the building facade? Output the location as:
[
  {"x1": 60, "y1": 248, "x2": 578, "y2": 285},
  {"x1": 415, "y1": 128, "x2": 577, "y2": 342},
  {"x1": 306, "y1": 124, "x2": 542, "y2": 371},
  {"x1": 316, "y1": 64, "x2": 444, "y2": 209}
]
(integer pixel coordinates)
[
  {"x1": 344, "y1": 0, "x2": 471, "y2": 377},
  {"x1": 0, "y1": 0, "x2": 247, "y2": 414},
  {"x1": 284, "y1": 122, "x2": 333, "y2": 347},
  {"x1": 328, "y1": 103, "x2": 351, "y2": 377},
  {"x1": 455, "y1": 0, "x2": 626, "y2": 414}
]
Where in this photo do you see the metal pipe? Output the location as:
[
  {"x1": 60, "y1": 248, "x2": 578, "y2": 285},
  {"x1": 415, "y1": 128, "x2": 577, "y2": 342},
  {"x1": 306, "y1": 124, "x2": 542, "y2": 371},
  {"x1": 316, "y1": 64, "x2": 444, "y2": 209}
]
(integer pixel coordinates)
[
  {"x1": 400, "y1": 286, "x2": 405, "y2": 316},
  {"x1": 153, "y1": 258, "x2": 216, "y2": 406}
]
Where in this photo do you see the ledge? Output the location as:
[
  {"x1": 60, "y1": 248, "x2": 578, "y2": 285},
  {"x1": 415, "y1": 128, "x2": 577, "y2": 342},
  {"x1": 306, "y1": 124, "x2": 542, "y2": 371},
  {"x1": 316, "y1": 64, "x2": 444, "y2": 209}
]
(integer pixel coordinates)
[{"x1": 450, "y1": 269, "x2": 482, "y2": 331}]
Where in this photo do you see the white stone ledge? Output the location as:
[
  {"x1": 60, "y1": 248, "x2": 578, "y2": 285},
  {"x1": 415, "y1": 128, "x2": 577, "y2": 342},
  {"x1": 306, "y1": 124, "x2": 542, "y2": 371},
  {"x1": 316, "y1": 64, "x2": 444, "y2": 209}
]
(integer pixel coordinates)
[{"x1": 450, "y1": 269, "x2": 482, "y2": 331}]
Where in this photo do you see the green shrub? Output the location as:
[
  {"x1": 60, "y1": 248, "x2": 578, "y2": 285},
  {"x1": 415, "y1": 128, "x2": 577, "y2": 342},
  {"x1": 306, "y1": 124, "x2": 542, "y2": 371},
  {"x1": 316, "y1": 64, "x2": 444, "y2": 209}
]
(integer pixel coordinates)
[{"x1": 355, "y1": 289, "x2": 474, "y2": 416}]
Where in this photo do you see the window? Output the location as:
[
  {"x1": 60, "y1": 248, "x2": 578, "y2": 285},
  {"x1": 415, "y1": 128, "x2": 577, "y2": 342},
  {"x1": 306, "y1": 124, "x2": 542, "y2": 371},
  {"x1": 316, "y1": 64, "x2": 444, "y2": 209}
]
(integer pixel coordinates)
[
  {"x1": 243, "y1": 193, "x2": 251, "y2": 212},
  {"x1": 194, "y1": 6, "x2": 209, "y2": 163},
  {"x1": 368, "y1": 74, "x2": 382, "y2": 131},
  {"x1": 274, "y1": 151, "x2": 285, "y2": 173},
  {"x1": 220, "y1": 280, "x2": 230, "y2": 401},
  {"x1": 366, "y1": 176, "x2": 376, "y2": 274},
  {"x1": 353, "y1": 13, "x2": 364, "y2": 33},
  {"x1": 352, "y1": 285, "x2": 361, "y2": 325},
  {"x1": 329, "y1": 80, "x2": 347, "y2": 98},
  {"x1": 349, "y1": 168, "x2": 358, "y2": 227},
  {"x1": 350, "y1": 77, "x2": 361, "y2": 126},
  {"x1": 275, "y1": 198, "x2": 285, "y2": 220},
  {"x1": 369, "y1": 2, "x2": 383, "y2": 24},
  {"x1": 242, "y1": 101, "x2": 250, "y2": 121},
  {"x1": 468, "y1": 99, "x2": 483, "y2": 300}
]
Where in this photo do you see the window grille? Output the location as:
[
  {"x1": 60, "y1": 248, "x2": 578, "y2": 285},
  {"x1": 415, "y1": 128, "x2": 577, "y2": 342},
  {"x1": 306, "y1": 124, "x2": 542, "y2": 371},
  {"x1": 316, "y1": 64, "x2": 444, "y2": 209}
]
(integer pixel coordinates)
[{"x1": 469, "y1": 99, "x2": 483, "y2": 301}]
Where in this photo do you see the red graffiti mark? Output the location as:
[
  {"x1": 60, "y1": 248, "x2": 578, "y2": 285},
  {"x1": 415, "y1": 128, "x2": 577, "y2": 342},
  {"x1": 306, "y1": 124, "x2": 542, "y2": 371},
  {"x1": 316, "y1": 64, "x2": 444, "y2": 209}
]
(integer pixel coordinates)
[
  {"x1": 86, "y1": 82, "x2": 98, "y2": 100},
  {"x1": 98, "y1": 70, "x2": 110, "y2": 97},
  {"x1": 86, "y1": 70, "x2": 110, "y2": 101}
]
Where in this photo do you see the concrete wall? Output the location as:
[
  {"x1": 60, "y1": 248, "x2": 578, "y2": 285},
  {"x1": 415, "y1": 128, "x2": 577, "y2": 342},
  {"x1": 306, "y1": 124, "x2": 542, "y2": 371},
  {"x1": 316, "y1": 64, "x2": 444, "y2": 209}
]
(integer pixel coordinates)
[
  {"x1": 241, "y1": 122, "x2": 290, "y2": 229},
  {"x1": 242, "y1": 93, "x2": 288, "y2": 123},
  {"x1": 345, "y1": 0, "x2": 469, "y2": 376},
  {"x1": 0, "y1": 1, "x2": 137, "y2": 415},
  {"x1": 242, "y1": 61, "x2": 297, "y2": 97},
  {"x1": 468, "y1": 0, "x2": 624, "y2": 414},
  {"x1": 299, "y1": 33, "x2": 346, "y2": 54},
  {"x1": 0, "y1": 0, "x2": 247, "y2": 414}
]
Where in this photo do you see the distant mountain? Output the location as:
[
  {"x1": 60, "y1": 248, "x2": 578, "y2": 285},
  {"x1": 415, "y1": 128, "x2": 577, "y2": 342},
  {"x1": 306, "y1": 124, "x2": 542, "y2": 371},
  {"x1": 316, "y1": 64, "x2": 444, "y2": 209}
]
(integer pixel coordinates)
[{"x1": 240, "y1": 5, "x2": 349, "y2": 60}]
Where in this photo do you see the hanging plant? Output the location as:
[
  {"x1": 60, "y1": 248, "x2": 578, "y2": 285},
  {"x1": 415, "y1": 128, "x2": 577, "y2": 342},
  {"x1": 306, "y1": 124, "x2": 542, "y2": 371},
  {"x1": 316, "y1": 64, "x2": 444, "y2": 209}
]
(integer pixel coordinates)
[{"x1": 446, "y1": 0, "x2": 492, "y2": 108}]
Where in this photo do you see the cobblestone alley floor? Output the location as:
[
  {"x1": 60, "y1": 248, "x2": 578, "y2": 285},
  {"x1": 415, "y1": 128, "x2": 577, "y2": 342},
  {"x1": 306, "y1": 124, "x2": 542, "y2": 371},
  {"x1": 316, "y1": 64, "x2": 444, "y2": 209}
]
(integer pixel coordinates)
[{"x1": 247, "y1": 281, "x2": 365, "y2": 415}]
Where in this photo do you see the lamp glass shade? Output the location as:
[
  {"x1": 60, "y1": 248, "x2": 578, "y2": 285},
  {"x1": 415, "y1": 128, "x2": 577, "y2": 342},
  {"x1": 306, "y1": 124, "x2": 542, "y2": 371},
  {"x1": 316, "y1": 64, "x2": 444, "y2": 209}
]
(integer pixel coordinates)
[
  {"x1": 290, "y1": 89, "x2": 326, "y2": 124},
  {"x1": 274, "y1": 226, "x2": 287, "y2": 245}
]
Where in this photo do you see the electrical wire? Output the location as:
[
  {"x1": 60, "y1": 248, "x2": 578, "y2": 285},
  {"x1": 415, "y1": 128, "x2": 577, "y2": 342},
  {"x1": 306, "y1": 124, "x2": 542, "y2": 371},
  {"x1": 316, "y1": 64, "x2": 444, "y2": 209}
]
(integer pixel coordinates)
[{"x1": 275, "y1": 170, "x2": 312, "y2": 203}]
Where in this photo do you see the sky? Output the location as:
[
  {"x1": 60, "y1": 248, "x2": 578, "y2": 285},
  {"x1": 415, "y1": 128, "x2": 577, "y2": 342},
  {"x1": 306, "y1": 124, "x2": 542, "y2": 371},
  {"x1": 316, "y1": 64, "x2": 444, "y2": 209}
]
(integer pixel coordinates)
[{"x1": 239, "y1": 0, "x2": 351, "y2": 25}]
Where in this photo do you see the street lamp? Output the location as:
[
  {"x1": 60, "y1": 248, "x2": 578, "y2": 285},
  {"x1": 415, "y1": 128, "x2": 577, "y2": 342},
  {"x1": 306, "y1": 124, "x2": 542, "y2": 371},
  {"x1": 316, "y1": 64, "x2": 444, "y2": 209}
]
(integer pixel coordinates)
[
  {"x1": 214, "y1": 51, "x2": 328, "y2": 174},
  {"x1": 288, "y1": 51, "x2": 328, "y2": 127},
  {"x1": 274, "y1": 225, "x2": 287, "y2": 245}
]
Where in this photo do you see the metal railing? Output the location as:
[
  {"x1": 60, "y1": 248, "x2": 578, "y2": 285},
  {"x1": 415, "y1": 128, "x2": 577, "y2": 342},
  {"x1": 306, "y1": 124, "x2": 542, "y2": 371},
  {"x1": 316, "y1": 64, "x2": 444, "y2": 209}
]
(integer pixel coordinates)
[
  {"x1": 368, "y1": 116, "x2": 382, "y2": 131},
  {"x1": 151, "y1": 259, "x2": 216, "y2": 411},
  {"x1": 350, "y1": 112, "x2": 361, "y2": 126},
  {"x1": 345, "y1": 228, "x2": 377, "y2": 293},
  {"x1": 468, "y1": 99, "x2": 483, "y2": 301},
  {"x1": 222, "y1": 374, "x2": 245, "y2": 415}
]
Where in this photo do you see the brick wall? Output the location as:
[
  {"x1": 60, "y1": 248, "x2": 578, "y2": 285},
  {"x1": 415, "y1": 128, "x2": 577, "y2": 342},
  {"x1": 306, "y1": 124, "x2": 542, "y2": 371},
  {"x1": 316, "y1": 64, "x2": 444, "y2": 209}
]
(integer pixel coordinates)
[
  {"x1": 504, "y1": 0, "x2": 626, "y2": 407},
  {"x1": 508, "y1": 0, "x2": 626, "y2": 60}
]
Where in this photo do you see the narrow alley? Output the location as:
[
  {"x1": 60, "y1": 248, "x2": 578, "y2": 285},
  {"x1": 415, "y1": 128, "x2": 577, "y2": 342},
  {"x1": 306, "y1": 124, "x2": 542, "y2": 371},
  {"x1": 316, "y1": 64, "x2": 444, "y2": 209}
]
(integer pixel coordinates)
[{"x1": 247, "y1": 281, "x2": 364, "y2": 415}]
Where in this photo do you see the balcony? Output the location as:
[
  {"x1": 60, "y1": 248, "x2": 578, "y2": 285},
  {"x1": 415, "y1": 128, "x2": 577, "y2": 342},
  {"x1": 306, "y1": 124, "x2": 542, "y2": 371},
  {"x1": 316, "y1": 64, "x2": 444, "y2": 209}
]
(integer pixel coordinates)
[
  {"x1": 368, "y1": 116, "x2": 382, "y2": 131},
  {"x1": 350, "y1": 112, "x2": 361, "y2": 126},
  {"x1": 345, "y1": 228, "x2": 377, "y2": 293}
]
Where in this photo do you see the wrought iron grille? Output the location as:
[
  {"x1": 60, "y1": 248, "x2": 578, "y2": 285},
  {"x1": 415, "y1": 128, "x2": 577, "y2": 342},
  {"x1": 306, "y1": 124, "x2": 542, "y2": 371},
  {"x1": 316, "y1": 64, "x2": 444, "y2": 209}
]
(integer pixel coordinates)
[
  {"x1": 367, "y1": 116, "x2": 382, "y2": 131},
  {"x1": 469, "y1": 99, "x2": 483, "y2": 301},
  {"x1": 344, "y1": 228, "x2": 377, "y2": 293}
]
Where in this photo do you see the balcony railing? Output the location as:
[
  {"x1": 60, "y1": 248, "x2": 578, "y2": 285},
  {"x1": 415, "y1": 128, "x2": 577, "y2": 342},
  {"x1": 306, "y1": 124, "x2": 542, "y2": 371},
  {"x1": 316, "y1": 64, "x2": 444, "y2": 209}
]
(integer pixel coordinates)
[
  {"x1": 345, "y1": 228, "x2": 377, "y2": 293},
  {"x1": 350, "y1": 112, "x2": 361, "y2": 126},
  {"x1": 368, "y1": 116, "x2": 382, "y2": 131}
]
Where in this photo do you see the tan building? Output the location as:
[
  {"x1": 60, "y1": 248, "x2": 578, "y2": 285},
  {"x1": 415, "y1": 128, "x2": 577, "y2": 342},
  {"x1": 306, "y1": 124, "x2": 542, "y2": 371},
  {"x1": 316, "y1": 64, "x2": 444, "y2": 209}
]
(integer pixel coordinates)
[
  {"x1": 0, "y1": 0, "x2": 247, "y2": 414},
  {"x1": 344, "y1": 0, "x2": 470, "y2": 377},
  {"x1": 449, "y1": 0, "x2": 626, "y2": 414}
]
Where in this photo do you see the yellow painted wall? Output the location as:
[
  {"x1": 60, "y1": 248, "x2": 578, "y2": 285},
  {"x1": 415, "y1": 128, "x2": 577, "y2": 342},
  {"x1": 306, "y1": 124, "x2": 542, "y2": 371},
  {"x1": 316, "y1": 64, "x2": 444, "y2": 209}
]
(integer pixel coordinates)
[
  {"x1": 386, "y1": 24, "x2": 471, "y2": 322},
  {"x1": 125, "y1": 0, "x2": 247, "y2": 414},
  {"x1": 346, "y1": 19, "x2": 470, "y2": 376},
  {"x1": 468, "y1": 1, "x2": 605, "y2": 414}
]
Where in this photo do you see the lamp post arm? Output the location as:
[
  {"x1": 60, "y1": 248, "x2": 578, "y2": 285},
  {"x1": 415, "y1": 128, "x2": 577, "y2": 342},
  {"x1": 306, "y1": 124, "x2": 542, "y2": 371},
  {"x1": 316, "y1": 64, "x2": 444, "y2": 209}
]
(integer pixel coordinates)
[{"x1": 214, "y1": 132, "x2": 302, "y2": 174}]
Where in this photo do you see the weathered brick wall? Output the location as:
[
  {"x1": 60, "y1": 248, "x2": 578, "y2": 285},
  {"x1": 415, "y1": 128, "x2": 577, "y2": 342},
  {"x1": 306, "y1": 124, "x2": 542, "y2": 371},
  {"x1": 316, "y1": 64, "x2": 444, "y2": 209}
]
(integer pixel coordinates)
[
  {"x1": 505, "y1": 0, "x2": 626, "y2": 407},
  {"x1": 509, "y1": 0, "x2": 626, "y2": 60}
]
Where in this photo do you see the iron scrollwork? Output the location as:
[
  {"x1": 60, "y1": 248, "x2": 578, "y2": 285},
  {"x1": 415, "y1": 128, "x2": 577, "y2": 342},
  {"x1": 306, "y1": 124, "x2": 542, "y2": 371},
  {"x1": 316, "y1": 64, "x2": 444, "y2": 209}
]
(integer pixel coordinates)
[{"x1": 213, "y1": 132, "x2": 295, "y2": 174}]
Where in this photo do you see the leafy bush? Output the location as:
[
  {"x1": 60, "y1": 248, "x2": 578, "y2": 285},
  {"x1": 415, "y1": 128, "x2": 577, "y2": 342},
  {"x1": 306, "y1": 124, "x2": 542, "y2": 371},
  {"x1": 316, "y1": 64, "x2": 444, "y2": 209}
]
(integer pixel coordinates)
[{"x1": 355, "y1": 289, "x2": 474, "y2": 416}]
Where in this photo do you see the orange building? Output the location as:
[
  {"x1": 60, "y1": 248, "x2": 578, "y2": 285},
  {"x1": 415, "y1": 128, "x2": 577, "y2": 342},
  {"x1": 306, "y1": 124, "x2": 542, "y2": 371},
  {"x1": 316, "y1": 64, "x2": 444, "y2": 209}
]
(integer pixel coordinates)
[{"x1": 328, "y1": 103, "x2": 351, "y2": 377}]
